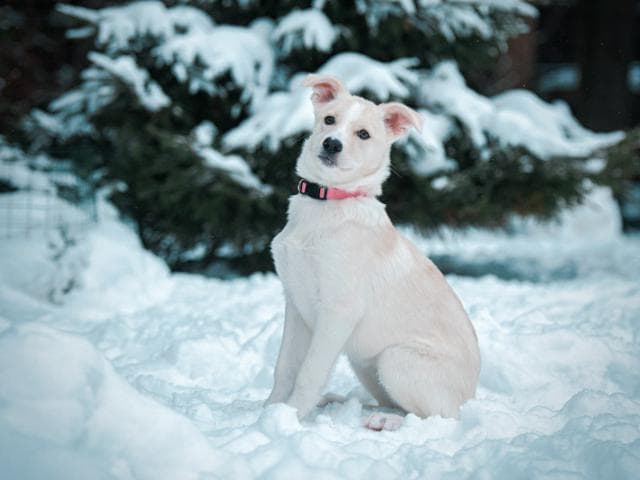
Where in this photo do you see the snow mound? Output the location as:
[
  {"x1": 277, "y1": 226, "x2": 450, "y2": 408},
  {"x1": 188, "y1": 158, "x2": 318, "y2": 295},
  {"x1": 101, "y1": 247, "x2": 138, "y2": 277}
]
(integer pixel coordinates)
[
  {"x1": 2, "y1": 182, "x2": 639, "y2": 477},
  {"x1": 64, "y1": 216, "x2": 174, "y2": 321},
  {"x1": 0, "y1": 193, "x2": 172, "y2": 321},
  {"x1": 0, "y1": 323, "x2": 248, "y2": 480},
  {"x1": 407, "y1": 186, "x2": 638, "y2": 282}
]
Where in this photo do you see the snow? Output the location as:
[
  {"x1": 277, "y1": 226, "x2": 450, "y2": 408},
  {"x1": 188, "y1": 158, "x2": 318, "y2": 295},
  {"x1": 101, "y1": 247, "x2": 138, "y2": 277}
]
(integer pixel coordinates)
[
  {"x1": 59, "y1": 2, "x2": 173, "y2": 52},
  {"x1": 629, "y1": 62, "x2": 640, "y2": 93},
  {"x1": 189, "y1": 122, "x2": 271, "y2": 194},
  {"x1": 0, "y1": 324, "x2": 248, "y2": 480},
  {"x1": 420, "y1": 61, "x2": 624, "y2": 160},
  {"x1": 192, "y1": 120, "x2": 218, "y2": 147},
  {"x1": 58, "y1": 1, "x2": 212, "y2": 52},
  {"x1": 491, "y1": 89, "x2": 623, "y2": 158},
  {"x1": 51, "y1": 1, "x2": 612, "y2": 194},
  {"x1": 223, "y1": 89, "x2": 312, "y2": 152},
  {"x1": 59, "y1": 1, "x2": 272, "y2": 111},
  {"x1": 0, "y1": 141, "x2": 56, "y2": 193},
  {"x1": 358, "y1": 0, "x2": 535, "y2": 42},
  {"x1": 155, "y1": 26, "x2": 273, "y2": 106},
  {"x1": 224, "y1": 53, "x2": 419, "y2": 152},
  {"x1": 31, "y1": 65, "x2": 121, "y2": 140},
  {"x1": 538, "y1": 64, "x2": 581, "y2": 93},
  {"x1": 167, "y1": 5, "x2": 216, "y2": 34},
  {"x1": 323, "y1": 54, "x2": 419, "y2": 99},
  {"x1": 193, "y1": 145, "x2": 272, "y2": 194},
  {"x1": 272, "y1": 8, "x2": 339, "y2": 54},
  {"x1": 228, "y1": 59, "x2": 621, "y2": 175},
  {"x1": 88, "y1": 53, "x2": 170, "y2": 112},
  {"x1": 1, "y1": 179, "x2": 639, "y2": 478},
  {"x1": 405, "y1": 109, "x2": 456, "y2": 175}
]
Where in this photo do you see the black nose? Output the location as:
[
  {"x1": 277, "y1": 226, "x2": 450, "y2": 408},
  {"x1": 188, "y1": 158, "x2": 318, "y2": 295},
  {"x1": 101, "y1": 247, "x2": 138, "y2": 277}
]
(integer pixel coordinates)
[{"x1": 322, "y1": 137, "x2": 342, "y2": 154}]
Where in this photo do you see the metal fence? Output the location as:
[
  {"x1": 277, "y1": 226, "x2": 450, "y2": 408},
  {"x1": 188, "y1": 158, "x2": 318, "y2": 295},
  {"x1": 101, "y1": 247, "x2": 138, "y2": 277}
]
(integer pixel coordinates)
[{"x1": 0, "y1": 160, "x2": 97, "y2": 239}]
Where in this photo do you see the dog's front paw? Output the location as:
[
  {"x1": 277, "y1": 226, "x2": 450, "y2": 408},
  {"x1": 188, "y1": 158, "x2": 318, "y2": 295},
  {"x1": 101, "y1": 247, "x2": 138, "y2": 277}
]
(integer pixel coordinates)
[
  {"x1": 264, "y1": 389, "x2": 287, "y2": 406},
  {"x1": 287, "y1": 389, "x2": 319, "y2": 420}
]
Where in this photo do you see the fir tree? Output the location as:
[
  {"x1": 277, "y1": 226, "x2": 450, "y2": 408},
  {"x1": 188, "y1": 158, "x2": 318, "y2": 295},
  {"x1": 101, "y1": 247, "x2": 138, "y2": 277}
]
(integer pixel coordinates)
[{"x1": 28, "y1": 0, "x2": 622, "y2": 274}]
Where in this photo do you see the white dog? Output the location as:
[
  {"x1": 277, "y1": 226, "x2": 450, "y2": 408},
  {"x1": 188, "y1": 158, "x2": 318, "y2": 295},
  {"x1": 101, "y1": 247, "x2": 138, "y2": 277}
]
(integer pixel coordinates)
[{"x1": 266, "y1": 75, "x2": 480, "y2": 430}]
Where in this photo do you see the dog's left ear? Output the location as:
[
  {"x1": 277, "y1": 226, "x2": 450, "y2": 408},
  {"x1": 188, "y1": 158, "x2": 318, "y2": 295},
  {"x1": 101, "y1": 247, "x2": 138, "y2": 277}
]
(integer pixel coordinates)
[
  {"x1": 381, "y1": 103, "x2": 423, "y2": 139},
  {"x1": 303, "y1": 74, "x2": 347, "y2": 106}
]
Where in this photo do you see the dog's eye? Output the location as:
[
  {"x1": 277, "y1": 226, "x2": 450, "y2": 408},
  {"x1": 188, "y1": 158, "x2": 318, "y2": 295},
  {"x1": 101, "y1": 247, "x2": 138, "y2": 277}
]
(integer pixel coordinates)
[
  {"x1": 324, "y1": 115, "x2": 335, "y2": 125},
  {"x1": 357, "y1": 129, "x2": 370, "y2": 140}
]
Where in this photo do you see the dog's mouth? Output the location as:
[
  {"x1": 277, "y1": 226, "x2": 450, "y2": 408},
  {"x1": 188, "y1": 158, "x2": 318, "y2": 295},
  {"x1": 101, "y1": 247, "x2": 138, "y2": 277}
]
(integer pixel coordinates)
[{"x1": 318, "y1": 153, "x2": 337, "y2": 167}]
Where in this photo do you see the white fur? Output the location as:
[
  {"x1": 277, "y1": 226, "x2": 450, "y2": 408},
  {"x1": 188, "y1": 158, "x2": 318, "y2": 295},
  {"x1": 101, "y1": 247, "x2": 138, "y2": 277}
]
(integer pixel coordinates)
[{"x1": 266, "y1": 75, "x2": 480, "y2": 426}]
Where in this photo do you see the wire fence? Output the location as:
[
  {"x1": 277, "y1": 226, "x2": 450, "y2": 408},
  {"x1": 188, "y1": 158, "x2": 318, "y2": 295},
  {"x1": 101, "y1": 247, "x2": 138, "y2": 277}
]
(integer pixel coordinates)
[{"x1": 0, "y1": 160, "x2": 97, "y2": 239}]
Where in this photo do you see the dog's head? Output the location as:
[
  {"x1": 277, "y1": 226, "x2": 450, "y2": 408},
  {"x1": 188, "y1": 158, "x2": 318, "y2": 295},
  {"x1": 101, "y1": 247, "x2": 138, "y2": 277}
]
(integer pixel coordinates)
[{"x1": 297, "y1": 74, "x2": 422, "y2": 195}]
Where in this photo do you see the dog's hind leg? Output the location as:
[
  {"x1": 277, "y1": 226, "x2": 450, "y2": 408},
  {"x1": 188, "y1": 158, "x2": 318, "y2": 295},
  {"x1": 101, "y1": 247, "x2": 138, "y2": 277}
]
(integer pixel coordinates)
[
  {"x1": 349, "y1": 359, "x2": 397, "y2": 409},
  {"x1": 265, "y1": 298, "x2": 310, "y2": 405},
  {"x1": 375, "y1": 345, "x2": 471, "y2": 419}
]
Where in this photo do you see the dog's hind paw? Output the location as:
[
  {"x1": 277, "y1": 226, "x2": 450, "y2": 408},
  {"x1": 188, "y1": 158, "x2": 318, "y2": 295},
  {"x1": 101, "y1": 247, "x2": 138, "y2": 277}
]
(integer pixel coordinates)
[{"x1": 365, "y1": 412, "x2": 404, "y2": 431}]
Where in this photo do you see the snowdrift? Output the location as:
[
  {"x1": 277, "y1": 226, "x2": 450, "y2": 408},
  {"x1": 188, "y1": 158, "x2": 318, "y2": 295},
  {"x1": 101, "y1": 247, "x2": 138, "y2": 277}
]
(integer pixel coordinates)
[{"x1": 1, "y1": 186, "x2": 639, "y2": 479}]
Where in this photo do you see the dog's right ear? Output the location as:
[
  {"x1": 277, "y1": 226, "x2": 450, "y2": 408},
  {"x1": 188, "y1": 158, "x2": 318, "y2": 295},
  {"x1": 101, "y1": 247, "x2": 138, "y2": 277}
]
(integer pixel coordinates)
[{"x1": 303, "y1": 75, "x2": 347, "y2": 106}]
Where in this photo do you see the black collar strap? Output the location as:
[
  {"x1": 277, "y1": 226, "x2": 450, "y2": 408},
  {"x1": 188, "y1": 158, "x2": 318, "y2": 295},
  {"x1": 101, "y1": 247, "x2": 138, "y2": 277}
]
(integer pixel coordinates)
[{"x1": 297, "y1": 178, "x2": 329, "y2": 200}]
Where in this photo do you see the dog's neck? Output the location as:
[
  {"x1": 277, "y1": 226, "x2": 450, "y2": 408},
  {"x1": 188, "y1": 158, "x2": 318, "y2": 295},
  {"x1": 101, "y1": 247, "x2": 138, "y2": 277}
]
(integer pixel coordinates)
[{"x1": 297, "y1": 178, "x2": 372, "y2": 201}]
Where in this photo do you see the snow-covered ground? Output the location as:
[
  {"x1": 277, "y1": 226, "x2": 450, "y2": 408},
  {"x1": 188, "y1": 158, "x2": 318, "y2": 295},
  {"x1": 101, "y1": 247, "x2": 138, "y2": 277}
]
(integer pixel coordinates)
[{"x1": 1, "y1": 188, "x2": 639, "y2": 479}]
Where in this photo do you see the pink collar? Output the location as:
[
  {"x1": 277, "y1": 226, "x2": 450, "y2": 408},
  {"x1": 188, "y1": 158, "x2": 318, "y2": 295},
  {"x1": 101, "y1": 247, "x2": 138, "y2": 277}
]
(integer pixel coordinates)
[{"x1": 297, "y1": 178, "x2": 368, "y2": 201}]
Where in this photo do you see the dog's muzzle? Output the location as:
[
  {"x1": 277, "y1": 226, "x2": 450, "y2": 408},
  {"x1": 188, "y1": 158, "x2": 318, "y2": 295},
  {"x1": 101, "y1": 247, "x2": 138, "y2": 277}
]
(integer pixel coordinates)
[{"x1": 319, "y1": 137, "x2": 342, "y2": 166}]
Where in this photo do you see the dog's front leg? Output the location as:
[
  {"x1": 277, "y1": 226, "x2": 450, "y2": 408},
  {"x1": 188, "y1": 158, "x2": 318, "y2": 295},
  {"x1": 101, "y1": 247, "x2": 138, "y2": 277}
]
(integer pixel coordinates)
[
  {"x1": 287, "y1": 312, "x2": 358, "y2": 419},
  {"x1": 265, "y1": 298, "x2": 310, "y2": 405}
]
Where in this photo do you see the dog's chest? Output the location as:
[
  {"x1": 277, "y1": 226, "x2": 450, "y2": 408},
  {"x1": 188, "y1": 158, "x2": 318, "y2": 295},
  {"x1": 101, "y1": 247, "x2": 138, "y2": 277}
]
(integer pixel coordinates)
[
  {"x1": 272, "y1": 196, "x2": 389, "y2": 327},
  {"x1": 271, "y1": 221, "x2": 328, "y2": 327}
]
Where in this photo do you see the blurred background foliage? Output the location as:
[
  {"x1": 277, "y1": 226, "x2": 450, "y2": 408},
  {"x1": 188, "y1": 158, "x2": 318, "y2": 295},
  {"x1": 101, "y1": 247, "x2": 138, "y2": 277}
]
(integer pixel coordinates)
[{"x1": 1, "y1": 0, "x2": 638, "y2": 274}]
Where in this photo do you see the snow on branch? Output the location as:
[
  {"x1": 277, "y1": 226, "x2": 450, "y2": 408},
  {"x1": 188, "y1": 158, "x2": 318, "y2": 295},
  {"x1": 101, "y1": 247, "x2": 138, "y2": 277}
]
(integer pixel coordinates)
[
  {"x1": 168, "y1": 5, "x2": 216, "y2": 33},
  {"x1": 322, "y1": 53, "x2": 419, "y2": 99},
  {"x1": 154, "y1": 26, "x2": 273, "y2": 107},
  {"x1": 490, "y1": 90, "x2": 624, "y2": 159},
  {"x1": 272, "y1": 8, "x2": 339, "y2": 54},
  {"x1": 357, "y1": 0, "x2": 536, "y2": 43},
  {"x1": 404, "y1": 110, "x2": 456, "y2": 176},
  {"x1": 59, "y1": 2, "x2": 172, "y2": 51},
  {"x1": 58, "y1": 1, "x2": 272, "y2": 108},
  {"x1": 58, "y1": 1, "x2": 213, "y2": 52},
  {"x1": 194, "y1": 146, "x2": 272, "y2": 194},
  {"x1": 418, "y1": 61, "x2": 623, "y2": 160},
  {"x1": 88, "y1": 53, "x2": 170, "y2": 112},
  {"x1": 30, "y1": 53, "x2": 170, "y2": 140},
  {"x1": 0, "y1": 137, "x2": 57, "y2": 193},
  {"x1": 224, "y1": 52, "x2": 418, "y2": 152},
  {"x1": 190, "y1": 123, "x2": 271, "y2": 194},
  {"x1": 29, "y1": 66, "x2": 119, "y2": 140},
  {"x1": 416, "y1": 0, "x2": 537, "y2": 17}
]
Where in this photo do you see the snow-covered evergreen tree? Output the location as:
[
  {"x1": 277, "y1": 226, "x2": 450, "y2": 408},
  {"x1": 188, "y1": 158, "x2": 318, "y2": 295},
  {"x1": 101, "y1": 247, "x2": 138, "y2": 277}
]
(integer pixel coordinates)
[{"x1": 29, "y1": 0, "x2": 622, "y2": 273}]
